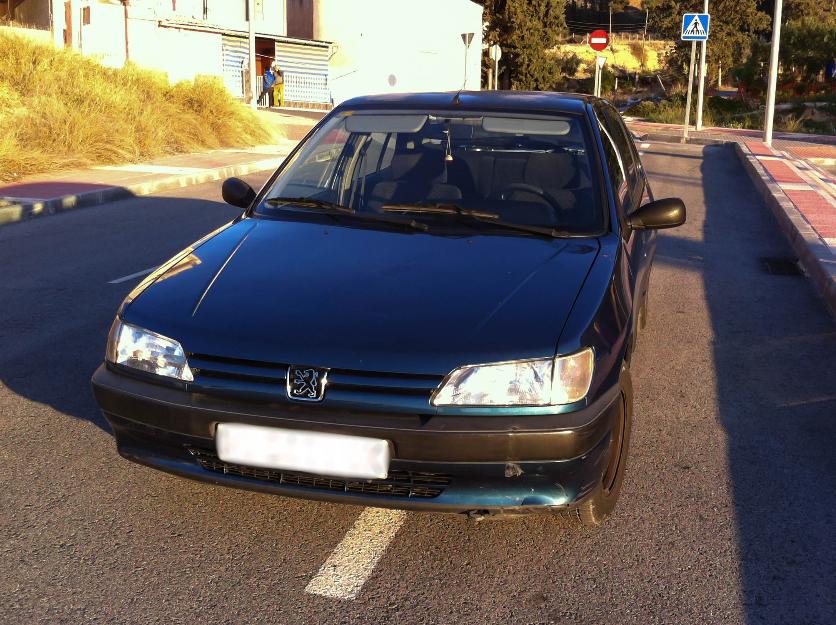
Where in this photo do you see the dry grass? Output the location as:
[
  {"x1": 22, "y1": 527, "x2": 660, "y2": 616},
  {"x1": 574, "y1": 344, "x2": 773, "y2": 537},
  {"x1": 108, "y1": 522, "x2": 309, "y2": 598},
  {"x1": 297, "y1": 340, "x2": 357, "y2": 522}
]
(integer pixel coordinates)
[
  {"x1": 556, "y1": 40, "x2": 672, "y2": 79},
  {"x1": 0, "y1": 30, "x2": 279, "y2": 182}
]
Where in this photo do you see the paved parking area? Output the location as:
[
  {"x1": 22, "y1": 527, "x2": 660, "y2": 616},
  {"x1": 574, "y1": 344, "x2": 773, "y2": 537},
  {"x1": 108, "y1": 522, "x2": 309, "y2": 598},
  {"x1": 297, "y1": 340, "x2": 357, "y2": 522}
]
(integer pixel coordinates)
[{"x1": 1, "y1": 144, "x2": 834, "y2": 624}]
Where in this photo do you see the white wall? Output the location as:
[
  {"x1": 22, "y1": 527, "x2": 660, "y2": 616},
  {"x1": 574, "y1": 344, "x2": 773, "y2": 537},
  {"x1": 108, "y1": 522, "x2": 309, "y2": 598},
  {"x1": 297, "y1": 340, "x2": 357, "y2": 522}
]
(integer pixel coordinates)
[
  {"x1": 314, "y1": 0, "x2": 483, "y2": 104},
  {"x1": 79, "y1": 2, "x2": 127, "y2": 67},
  {"x1": 130, "y1": 22, "x2": 224, "y2": 83},
  {"x1": 258, "y1": 0, "x2": 286, "y2": 36}
]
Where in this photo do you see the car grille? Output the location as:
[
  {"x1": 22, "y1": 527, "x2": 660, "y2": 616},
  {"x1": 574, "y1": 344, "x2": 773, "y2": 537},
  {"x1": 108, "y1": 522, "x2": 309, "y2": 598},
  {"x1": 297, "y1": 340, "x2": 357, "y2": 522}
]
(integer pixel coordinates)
[
  {"x1": 188, "y1": 448, "x2": 449, "y2": 499},
  {"x1": 187, "y1": 353, "x2": 442, "y2": 401}
]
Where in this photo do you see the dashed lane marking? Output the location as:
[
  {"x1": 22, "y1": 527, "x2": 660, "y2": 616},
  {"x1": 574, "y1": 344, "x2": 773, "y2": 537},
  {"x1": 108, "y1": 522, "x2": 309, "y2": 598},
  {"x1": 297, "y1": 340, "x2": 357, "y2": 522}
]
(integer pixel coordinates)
[{"x1": 305, "y1": 507, "x2": 406, "y2": 600}]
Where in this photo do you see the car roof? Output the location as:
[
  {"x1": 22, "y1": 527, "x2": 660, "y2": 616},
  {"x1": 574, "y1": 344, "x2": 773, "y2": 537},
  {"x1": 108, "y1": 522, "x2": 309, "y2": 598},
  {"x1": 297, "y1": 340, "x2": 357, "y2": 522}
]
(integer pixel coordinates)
[{"x1": 333, "y1": 91, "x2": 597, "y2": 116}]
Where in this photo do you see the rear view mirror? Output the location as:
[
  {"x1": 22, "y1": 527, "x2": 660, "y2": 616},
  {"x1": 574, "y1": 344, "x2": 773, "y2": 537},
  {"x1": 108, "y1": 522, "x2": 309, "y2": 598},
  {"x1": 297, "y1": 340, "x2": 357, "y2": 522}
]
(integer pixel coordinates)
[
  {"x1": 628, "y1": 198, "x2": 686, "y2": 230},
  {"x1": 222, "y1": 177, "x2": 256, "y2": 209}
]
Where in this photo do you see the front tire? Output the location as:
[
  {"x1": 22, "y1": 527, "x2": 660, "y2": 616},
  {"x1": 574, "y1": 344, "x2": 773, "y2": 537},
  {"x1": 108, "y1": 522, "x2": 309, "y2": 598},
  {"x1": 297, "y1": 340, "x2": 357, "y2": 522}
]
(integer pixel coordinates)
[{"x1": 565, "y1": 364, "x2": 634, "y2": 527}]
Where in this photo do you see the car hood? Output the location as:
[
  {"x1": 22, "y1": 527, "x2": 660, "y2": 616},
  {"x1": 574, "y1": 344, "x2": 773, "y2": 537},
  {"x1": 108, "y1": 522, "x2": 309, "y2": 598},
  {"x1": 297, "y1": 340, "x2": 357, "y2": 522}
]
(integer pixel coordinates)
[{"x1": 123, "y1": 217, "x2": 600, "y2": 375}]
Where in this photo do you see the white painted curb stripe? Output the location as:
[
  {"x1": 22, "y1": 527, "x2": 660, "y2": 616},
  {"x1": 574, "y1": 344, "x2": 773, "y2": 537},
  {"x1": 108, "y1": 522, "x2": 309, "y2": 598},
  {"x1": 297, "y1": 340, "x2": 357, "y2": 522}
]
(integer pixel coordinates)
[
  {"x1": 95, "y1": 164, "x2": 206, "y2": 175},
  {"x1": 305, "y1": 507, "x2": 406, "y2": 600},
  {"x1": 108, "y1": 266, "x2": 158, "y2": 284}
]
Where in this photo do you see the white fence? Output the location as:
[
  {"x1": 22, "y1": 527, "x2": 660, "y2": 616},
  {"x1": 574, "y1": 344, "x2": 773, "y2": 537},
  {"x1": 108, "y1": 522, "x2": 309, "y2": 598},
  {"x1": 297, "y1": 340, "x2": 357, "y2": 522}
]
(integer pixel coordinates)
[{"x1": 257, "y1": 72, "x2": 330, "y2": 107}]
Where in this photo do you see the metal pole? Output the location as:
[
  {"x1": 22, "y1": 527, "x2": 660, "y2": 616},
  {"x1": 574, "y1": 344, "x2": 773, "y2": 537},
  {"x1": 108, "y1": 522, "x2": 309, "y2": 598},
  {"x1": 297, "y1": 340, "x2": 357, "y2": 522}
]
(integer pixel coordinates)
[
  {"x1": 764, "y1": 0, "x2": 784, "y2": 146},
  {"x1": 247, "y1": 0, "x2": 256, "y2": 109},
  {"x1": 463, "y1": 44, "x2": 468, "y2": 89},
  {"x1": 695, "y1": 0, "x2": 709, "y2": 130},
  {"x1": 683, "y1": 41, "x2": 697, "y2": 140},
  {"x1": 494, "y1": 55, "x2": 499, "y2": 89}
]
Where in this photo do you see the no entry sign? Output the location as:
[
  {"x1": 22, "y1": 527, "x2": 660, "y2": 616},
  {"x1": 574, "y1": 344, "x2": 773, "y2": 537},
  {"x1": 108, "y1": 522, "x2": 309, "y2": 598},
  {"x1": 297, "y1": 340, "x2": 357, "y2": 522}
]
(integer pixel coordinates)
[{"x1": 589, "y1": 30, "x2": 609, "y2": 52}]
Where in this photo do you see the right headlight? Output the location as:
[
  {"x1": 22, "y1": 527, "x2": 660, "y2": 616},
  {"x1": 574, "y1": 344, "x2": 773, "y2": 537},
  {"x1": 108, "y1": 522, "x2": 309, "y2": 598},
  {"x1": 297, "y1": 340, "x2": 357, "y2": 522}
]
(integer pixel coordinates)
[
  {"x1": 431, "y1": 348, "x2": 594, "y2": 407},
  {"x1": 106, "y1": 319, "x2": 193, "y2": 382}
]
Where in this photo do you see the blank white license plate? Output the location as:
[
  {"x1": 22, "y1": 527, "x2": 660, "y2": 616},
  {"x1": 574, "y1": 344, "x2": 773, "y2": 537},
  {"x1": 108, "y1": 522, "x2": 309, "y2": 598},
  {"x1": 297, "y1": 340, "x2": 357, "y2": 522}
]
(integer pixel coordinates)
[{"x1": 215, "y1": 423, "x2": 390, "y2": 480}]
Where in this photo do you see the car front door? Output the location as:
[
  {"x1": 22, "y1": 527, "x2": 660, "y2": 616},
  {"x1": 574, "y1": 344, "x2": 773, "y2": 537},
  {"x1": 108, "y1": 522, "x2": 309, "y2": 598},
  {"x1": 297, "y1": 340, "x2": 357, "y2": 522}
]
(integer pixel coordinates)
[{"x1": 595, "y1": 103, "x2": 654, "y2": 340}]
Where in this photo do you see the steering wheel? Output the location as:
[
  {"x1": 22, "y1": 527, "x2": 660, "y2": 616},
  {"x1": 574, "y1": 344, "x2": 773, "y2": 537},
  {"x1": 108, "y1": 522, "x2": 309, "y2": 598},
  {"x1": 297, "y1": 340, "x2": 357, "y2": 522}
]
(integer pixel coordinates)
[{"x1": 499, "y1": 183, "x2": 561, "y2": 219}]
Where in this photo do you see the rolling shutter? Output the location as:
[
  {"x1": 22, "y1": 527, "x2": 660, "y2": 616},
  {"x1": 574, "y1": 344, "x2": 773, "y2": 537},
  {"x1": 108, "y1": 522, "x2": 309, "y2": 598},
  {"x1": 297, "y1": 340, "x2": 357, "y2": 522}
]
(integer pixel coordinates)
[
  {"x1": 222, "y1": 35, "x2": 249, "y2": 98},
  {"x1": 275, "y1": 40, "x2": 330, "y2": 104}
]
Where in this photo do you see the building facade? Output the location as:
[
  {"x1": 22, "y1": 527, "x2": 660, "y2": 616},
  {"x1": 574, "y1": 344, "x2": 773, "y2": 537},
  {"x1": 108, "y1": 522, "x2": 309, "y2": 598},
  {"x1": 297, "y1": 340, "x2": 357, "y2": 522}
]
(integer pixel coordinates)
[
  {"x1": 6, "y1": 0, "x2": 483, "y2": 108},
  {"x1": 301, "y1": 0, "x2": 484, "y2": 104}
]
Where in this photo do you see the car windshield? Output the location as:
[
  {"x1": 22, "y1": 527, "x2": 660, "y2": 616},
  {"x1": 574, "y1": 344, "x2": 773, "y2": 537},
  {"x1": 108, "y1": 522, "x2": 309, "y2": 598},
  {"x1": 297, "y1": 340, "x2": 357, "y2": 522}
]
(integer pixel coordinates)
[{"x1": 256, "y1": 110, "x2": 604, "y2": 234}]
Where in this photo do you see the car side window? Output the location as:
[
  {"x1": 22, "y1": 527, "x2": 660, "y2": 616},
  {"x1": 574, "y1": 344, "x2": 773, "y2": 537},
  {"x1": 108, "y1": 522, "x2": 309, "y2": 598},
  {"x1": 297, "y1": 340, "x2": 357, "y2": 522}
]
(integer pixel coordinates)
[
  {"x1": 598, "y1": 118, "x2": 627, "y2": 205},
  {"x1": 602, "y1": 108, "x2": 637, "y2": 180}
]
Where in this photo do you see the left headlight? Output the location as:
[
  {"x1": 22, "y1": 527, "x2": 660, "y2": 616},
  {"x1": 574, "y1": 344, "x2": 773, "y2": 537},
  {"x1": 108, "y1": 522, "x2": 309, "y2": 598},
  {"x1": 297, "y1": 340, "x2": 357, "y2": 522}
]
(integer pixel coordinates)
[
  {"x1": 106, "y1": 319, "x2": 194, "y2": 382},
  {"x1": 431, "y1": 348, "x2": 594, "y2": 407}
]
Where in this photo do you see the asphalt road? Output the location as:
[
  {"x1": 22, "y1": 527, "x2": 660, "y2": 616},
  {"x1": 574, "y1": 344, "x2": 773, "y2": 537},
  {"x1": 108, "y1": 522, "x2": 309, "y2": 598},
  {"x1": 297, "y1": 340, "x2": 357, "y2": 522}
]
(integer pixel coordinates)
[{"x1": 2, "y1": 144, "x2": 835, "y2": 625}]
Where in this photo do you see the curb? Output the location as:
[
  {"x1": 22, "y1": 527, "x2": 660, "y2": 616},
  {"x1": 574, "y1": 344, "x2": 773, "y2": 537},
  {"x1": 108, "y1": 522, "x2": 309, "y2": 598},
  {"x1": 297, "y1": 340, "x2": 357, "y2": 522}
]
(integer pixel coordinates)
[
  {"x1": 732, "y1": 142, "x2": 836, "y2": 320},
  {"x1": 0, "y1": 155, "x2": 287, "y2": 228},
  {"x1": 632, "y1": 131, "x2": 730, "y2": 146}
]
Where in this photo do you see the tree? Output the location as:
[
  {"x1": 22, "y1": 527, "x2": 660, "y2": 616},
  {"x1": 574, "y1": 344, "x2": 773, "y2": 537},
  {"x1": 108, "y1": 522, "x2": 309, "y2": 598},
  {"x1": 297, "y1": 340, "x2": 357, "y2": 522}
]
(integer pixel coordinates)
[
  {"x1": 780, "y1": 14, "x2": 836, "y2": 80},
  {"x1": 783, "y1": 0, "x2": 836, "y2": 21},
  {"x1": 481, "y1": 0, "x2": 569, "y2": 90},
  {"x1": 643, "y1": 0, "x2": 769, "y2": 86}
]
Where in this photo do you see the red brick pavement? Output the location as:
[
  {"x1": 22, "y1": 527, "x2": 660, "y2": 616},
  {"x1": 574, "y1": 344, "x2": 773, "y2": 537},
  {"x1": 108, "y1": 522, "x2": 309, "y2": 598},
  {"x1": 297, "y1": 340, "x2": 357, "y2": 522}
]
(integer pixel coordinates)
[
  {"x1": 0, "y1": 181, "x2": 112, "y2": 201},
  {"x1": 760, "y1": 159, "x2": 805, "y2": 184},
  {"x1": 786, "y1": 145, "x2": 836, "y2": 160},
  {"x1": 784, "y1": 189, "x2": 836, "y2": 239},
  {"x1": 744, "y1": 140, "x2": 776, "y2": 157}
]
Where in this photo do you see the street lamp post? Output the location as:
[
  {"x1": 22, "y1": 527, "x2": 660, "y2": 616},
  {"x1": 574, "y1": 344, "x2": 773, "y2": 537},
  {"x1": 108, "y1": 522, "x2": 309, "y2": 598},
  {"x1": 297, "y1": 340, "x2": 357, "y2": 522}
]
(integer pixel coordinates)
[
  {"x1": 247, "y1": 0, "x2": 257, "y2": 109},
  {"x1": 763, "y1": 0, "x2": 784, "y2": 146},
  {"x1": 695, "y1": 0, "x2": 709, "y2": 130}
]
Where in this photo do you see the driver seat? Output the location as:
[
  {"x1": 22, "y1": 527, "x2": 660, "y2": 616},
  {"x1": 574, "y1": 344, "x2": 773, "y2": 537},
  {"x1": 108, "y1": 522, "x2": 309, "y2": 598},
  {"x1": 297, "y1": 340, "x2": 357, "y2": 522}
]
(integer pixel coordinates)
[{"x1": 503, "y1": 152, "x2": 579, "y2": 212}]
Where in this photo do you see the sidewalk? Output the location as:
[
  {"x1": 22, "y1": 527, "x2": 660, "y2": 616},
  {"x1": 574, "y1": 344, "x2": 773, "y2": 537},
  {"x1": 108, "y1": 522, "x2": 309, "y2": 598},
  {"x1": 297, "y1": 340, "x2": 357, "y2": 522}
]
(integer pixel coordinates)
[
  {"x1": 627, "y1": 120, "x2": 836, "y2": 319},
  {"x1": 627, "y1": 119, "x2": 836, "y2": 164},
  {"x1": 0, "y1": 139, "x2": 300, "y2": 227}
]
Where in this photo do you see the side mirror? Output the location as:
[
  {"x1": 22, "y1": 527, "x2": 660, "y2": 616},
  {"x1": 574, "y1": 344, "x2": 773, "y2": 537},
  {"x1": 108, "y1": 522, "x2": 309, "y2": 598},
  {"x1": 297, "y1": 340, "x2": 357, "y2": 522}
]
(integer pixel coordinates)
[
  {"x1": 628, "y1": 197, "x2": 686, "y2": 230},
  {"x1": 222, "y1": 177, "x2": 256, "y2": 209}
]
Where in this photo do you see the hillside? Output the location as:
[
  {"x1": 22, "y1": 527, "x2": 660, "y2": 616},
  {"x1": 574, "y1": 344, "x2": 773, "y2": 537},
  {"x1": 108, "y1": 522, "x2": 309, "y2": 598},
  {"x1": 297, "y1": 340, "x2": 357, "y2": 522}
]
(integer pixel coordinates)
[
  {"x1": 557, "y1": 39, "x2": 672, "y2": 78},
  {"x1": 0, "y1": 29, "x2": 278, "y2": 183}
]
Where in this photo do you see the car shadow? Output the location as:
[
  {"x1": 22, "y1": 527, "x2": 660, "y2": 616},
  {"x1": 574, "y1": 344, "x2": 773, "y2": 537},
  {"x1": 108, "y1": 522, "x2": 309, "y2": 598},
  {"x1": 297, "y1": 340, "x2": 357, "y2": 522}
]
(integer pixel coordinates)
[
  {"x1": 0, "y1": 194, "x2": 242, "y2": 434},
  {"x1": 698, "y1": 144, "x2": 836, "y2": 624}
]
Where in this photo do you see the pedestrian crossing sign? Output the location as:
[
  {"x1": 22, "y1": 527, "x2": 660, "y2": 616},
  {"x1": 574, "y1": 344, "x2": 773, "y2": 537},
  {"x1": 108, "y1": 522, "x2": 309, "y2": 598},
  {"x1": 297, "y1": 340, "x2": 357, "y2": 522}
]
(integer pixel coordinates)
[{"x1": 681, "y1": 13, "x2": 710, "y2": 41}]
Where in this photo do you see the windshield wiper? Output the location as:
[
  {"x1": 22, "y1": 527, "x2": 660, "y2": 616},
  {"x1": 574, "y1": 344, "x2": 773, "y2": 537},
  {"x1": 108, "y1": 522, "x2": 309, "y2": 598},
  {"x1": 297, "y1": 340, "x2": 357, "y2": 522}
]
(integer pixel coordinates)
[
  {"x1": 264, "y1": 197, "x2": 429, "y2": 232},
  {"x1": 265, "y1": 197, "x2": 354, "y2": 212},
  {"x1": 382, "y1": 202, "x2": 499, "y2": 220},
  {"x1": 381, "y1": 202, "x2": 574, "y2": 238}
]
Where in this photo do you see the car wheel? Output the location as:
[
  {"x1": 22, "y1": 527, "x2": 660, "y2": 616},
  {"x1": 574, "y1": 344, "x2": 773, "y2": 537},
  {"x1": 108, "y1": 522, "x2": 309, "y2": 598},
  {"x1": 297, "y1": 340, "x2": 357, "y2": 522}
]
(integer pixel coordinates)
[{"x1": 562, "y1": 364, "x2": 633, "y2": 527}]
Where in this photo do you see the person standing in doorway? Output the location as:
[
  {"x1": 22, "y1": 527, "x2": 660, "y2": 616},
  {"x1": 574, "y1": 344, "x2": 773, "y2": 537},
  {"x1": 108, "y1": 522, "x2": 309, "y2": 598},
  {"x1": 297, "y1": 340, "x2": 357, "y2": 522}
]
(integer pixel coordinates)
[
  {"x1": 273, "y1": 62, "x2": 285, "y2": 107},
  {"x1": 259, "y1": 62, "x2": 276, "y2": 107}
]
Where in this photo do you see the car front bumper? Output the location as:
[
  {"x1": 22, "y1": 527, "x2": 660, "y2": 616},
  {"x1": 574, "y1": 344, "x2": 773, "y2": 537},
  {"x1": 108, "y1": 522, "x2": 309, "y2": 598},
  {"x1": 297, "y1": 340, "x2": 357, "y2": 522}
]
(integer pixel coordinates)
[{"x1": 91, "y1": 364, "x2": 623, "y2": 514}]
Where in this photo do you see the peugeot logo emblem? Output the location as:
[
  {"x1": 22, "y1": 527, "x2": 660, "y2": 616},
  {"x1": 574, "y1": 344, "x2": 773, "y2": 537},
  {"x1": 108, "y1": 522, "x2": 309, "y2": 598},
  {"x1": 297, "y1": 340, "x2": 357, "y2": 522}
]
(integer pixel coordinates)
[{"x1": 287, "y1": 365, "x2": 328, "y2": 402}]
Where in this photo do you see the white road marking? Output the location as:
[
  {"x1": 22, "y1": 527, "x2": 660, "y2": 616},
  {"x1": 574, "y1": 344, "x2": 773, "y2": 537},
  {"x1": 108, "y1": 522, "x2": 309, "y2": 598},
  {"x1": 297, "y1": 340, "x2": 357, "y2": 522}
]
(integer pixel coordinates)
[
  {"x1": 640, "y1": 142, "x2": 651, "y2": 149},
  {"x1": 305, "y1": 507, "x2": 406, "y2": 600},
  {"x1": 108, "y1": 266, "x2": 158, "y2": 284}
]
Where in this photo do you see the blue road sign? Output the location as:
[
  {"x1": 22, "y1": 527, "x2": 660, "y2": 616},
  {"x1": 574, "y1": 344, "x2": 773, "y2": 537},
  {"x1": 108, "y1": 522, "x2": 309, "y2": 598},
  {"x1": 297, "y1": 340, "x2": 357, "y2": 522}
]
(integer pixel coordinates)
[{"x1": 681, "y1": 13, "x2": 710, "y2": 41}]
